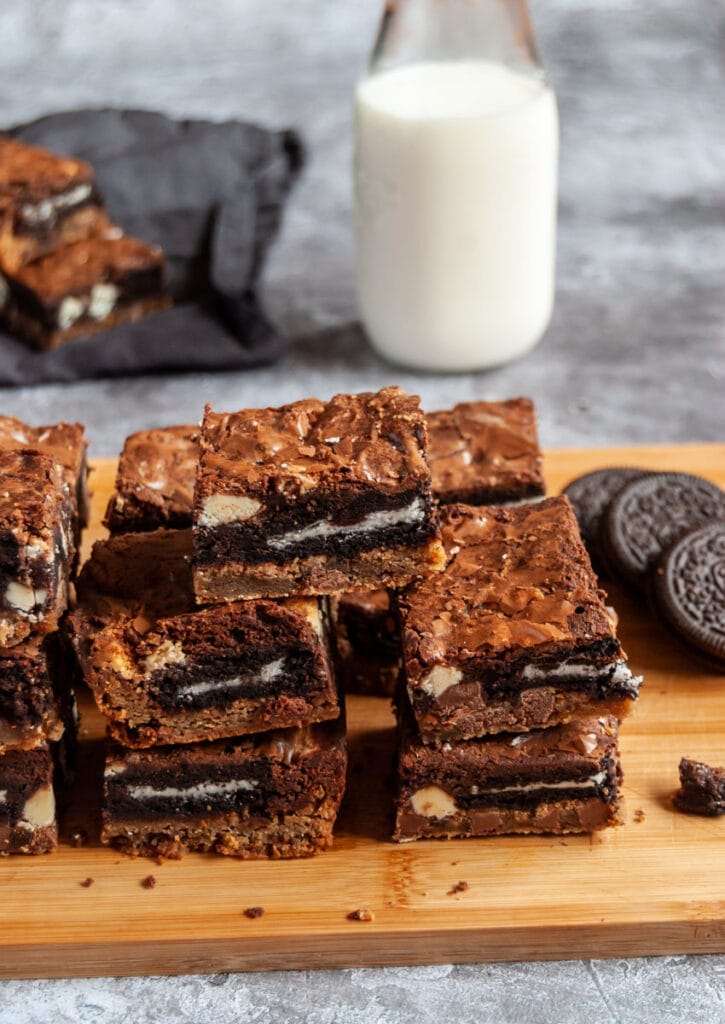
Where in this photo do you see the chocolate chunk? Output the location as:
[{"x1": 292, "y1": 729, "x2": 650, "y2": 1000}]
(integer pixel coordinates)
[
  {"x1": 243, "y1": 906, "x2": 265, "y2": 919},
  {"x1": 601, "y1": 473, "x2": 725, "y2": 588},
  {"x1": 653, "y1": 521, "x2": 725, "y2": 665},
  {"x1": 674, "y1": 758, "x2": 724, "y2": 816},
  {"x1": 562, "y1": 467, "x2": 651, "y2": 574}
]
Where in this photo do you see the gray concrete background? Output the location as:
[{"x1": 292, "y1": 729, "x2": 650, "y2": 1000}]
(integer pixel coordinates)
[{"x1": 0, "y1": 0, "x2": 724, "y2": 1020}]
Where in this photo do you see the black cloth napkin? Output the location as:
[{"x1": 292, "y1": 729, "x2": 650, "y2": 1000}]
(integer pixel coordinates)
[{"x1": 0, "y1": 108, "x2": 304, "y2": 385}]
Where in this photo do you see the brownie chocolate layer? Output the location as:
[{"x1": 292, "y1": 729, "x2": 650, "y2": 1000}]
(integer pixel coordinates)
[
  {"x1": 104, "y1": 425, "x2": 198, "y2": 534},
  {"x1": 0, "y1": 231, "x2": 171, "y2": 350},
  {"x1": 331, "y1": 591, "x2": 400, "y2": 697},
  {"x1": 0, "y1": 415, "x2": 90, "y2": 533},
  {"x1": 0, "y1": 137, "x2": 108, "y2": 272},
  {"x1": 394, "y1": 702, "x2": 621, "y2": 841},
  {"x1": 0, "y1": 449, "x2": 74, "y2": 647},
  {"x1": 0, "y1": 636, "x2": 67, "y2": 752},
  {"x1": 102, "y1": 715, "x2": 347, "y2": 859},
  {"x1": 70, "y1": 529, "x2": 340, "y2": 747},
  {"x1": 0, "y1": 742, "x2": 57, "y2": 854},
  {"x1": 398, "y1": 498, "x2": 641, "y2": 742},
  {"x1": 193, "y1": 387, "x2": 445, "y2": 599},
  {"x1": 428, "y1": 398, "x2": 545, "y2": 506}
]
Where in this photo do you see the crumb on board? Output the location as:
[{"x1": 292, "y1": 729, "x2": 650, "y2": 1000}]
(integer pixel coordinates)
[
  {"x1": 70, "y1": 829, "x2": 88, "y2": 847},
  {"x1": 447, "y1": 881, "x2": 469, "y2": 896},
  {"x1": 634, "y1": 808, "x2": 646, "y2": 822},
  {"x1": 141, "y1": 875, "x2": 157, "y2": 889},
  {"x1": 243, "y1": 906, "x2": 265, "y2": 919},
  {"x1": 347, "y1": 908, "x2": 375, "y2": 922},
  {"x1": 80, "y1": 877, "x2": 94, "y2": 888}
]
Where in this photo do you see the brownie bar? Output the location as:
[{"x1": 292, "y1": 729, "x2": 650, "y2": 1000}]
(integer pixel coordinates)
[
  {"x1": 70, "y1": 528, "x2": 340, "y2": 747},
  {"x1": 398, "y1": 498, "x2": 642, "y2": 742},
  {"x1": 330, "y1": 591, "x2": 400, "y2": 697},
  {"x1": 0, "y1": 137, "x2": 108, "y2": 273},
  {"x1": 428, "y1": 398, "x2": 546, "y2": 506},
  {"x1": 0, "y1": 743, "x2": 58, "y2": 854},
  {"x1": 0, "y1": 415, "x2": 90, "y2": 533},
  {"x1": 0, "y1": 636, "x2": 68, "y2": 753},
  {"x1": 104, "y1": 425, "x2": 198, "y2": 534},
  {"x1": 193, "y1": 387, "x2": 445, "y2": 600},
  {"x1": 0, "y1": 449, "x2": 74, "y2": 647},
  {"x1": 0, "y1": 232, "x2": 171, "y2": 350},
  {"x1": 102, "y1": 715, "x2": 347, "y2": 859},
  {"x1": 394, "y1": 701, "x2": 622, "y2": 841}
]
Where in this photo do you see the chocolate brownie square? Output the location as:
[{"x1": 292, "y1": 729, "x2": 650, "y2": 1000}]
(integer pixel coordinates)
[
  {"x1": 398, "y1": 497, "x2": 641, "y2": 742},
  {"x1": 0, "y1": 137, "x2": 108, "y2": 273},
  {"x1": 394, "y1": 701, "x2": 622, "y2": 841},
  {"x1": 193, "y1": 387, "x2": 445, "y2": 601},
  {"x1": 0, "y1": 232, "x2": 171, "y2": 350},
  {"x1": 101, "y1": 715, "x2": 347, "y2": 859},
  {"x1": 0, "y1": 743, "x2": 58, "y2": 854},
  {"x1": 427, "y1": 398, "x2": 545, "y2": 506},
  {"x1": 104, "y1": 425, "x2": 198, "y2": 534},
  {"x1": 69, "y1": 529, "x2": 340, "y2": 747},
  {"x1": 0, "y1": 449, "x2": 74, "y2": 647}
]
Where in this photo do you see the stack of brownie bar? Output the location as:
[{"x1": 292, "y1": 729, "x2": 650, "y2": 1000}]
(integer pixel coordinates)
[
  {"x1": 0, "y1": 417, "x2": 88, "y2": 854},
  {"x1": 0, "y1": 137, "x2": 170, "y2": 349},
  {"x1": 70, "y1": 387, "x2": 447, "y2": 858}
]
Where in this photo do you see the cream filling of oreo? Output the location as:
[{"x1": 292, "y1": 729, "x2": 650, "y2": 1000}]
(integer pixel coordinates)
[
  {"x1": 20, "y1": 183, "x2": 93, "y2": 227},
  {"x1": 410, "y1": 771, "x2": 608, "y2": 819},
  {"x1": 124, "y1": 777, "x2": 258, "y2": 801},
  {"x1": 176, "y1": 656, "x2": 285, "y2": 699},
  {"x1": 267, "y1": 497, "x2": 426, "y2": 551},
  {"x1": 521, "y1": 659, "x2": 641, "y2": 688},
  {"x1": 199, "y1": 494, "x2": 262, "y2": 526}
]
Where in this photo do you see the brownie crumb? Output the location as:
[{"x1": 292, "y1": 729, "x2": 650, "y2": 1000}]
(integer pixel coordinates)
[
  {"x1": 633, "y1": 808, "x2": 646, "y2": 823},
  {"x1": 447, "y1": 881, "x2": 469, "y2": 896},
  {"x1": 141, "y1": 875, "x2": 157, "y2": 889},
  {"x1": 243, "y1": 906, "x2": 265, "y2": 919},
  {"x1": 70, "y1": 829, "x2": 88, "y2": 848},
  {"x1": 674, "y1": 758, "x2": 725, "y2": 817},
  {"x1": 80, "y1": 877, "x2": 94, "y2": 888},
  {"x1": 347, "y1": 908, "x2": 375, "y2": 922}
]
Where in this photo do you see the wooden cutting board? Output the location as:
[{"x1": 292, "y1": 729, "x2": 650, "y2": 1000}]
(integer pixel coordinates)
[{"x1": 2, "y1": 444, "x2": 724, "y2": 980}]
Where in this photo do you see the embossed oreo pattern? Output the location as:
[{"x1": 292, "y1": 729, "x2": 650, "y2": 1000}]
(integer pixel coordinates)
[
  {"x1": 654, "y1": 521, "x2": 725, "y2": 663},
  {"x1": 602, "y1": 473, "x2": 725, "y2": 585},
  {"x1": 563, "y1": 467, "x2": 650, "y2": 569}
]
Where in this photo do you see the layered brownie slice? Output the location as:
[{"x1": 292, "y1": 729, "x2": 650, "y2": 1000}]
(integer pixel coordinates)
[
  {"x1": 427, "y1": 398, "x2": 545, "y2": 506},
  {"x1": 398, "y1": 497, "x2": 641, "y2": 742},
  {"x1": 0, "y1": 415, "x2": 90, "y2": 534},
  {"x1": 102, "y1": 715, "x2": 347, "y2": 859},
  {"x1": 0, "y1": 449, "x2": 74, "y2": 647},
  {"x1": 193, "y1": 387, "x2": 445, "y2": 601},
  {"x1": 0, "y1": 137, "x2": 108, "y2": 272},
  {"x1": 394, "y1": 704, "x2": 622, "y2": 841},
  {"x1": 0, "y1": 743, "x2": 58, "y2": 854},
  {"x1": 0, "y1": 637, "x2": 68, "y2": 753},
  {"x1": 70, "y1": 529, "x2": 340, "y2": 747},
  {"x1": 104, "y1": 425, "x2": 198, "y2": 534},
  {"x1": 0, "y1": 232, "x2": 171, "y2": 350}
]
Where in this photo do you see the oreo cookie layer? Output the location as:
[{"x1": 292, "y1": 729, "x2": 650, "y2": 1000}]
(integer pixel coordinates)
[{"x1": 562, "y1": 467, "x2": 651, "y2": 574}]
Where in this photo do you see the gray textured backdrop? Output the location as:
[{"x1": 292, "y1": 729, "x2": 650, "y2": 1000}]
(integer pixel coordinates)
[{"x1": 0, "y1": 1, "x2": 724, "y2": 1021}]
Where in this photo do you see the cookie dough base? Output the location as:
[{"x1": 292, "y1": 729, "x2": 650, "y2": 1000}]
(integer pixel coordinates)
[{"x1": 194, "y1": 538, "x2": 447, "y2": 602}]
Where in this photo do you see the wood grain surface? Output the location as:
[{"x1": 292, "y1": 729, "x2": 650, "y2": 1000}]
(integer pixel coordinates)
[{"x1": 1, "y1": 445, "x2": 724, "y2": 980}]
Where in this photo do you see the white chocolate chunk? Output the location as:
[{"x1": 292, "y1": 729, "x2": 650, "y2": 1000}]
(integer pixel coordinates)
[
  {"x1": 410, "y1": 785, "x2": 457, "y2": 820},
  {"x1": 4, "y1": 582, "x2": 46, "y2": 614},
  {"x1": 88, "y1": 283, "x2": 119, "y2": 320},
  {"x1": 199, "y1": 494, "x2": 262, "y2": 526},
  {"x1": 20, "y1": 784, "x2": 56, "y2": 828},
  {"x1": 419, "y1": 665, "x2": 463, "y2": 698},
  {"x1": 0, "y1": 789, "x2": 7, "y2": 806},
  {"x1": 57, "y1": 296, "x2": 86, "y2": 330},
  {"x1": 142, "y1": 639, "x2": 186, "y2": 675}
]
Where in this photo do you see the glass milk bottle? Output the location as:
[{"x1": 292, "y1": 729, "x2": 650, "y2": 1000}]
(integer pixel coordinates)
[{"x1": 354, "y1": 0, "x2": 558, "y2": 371}]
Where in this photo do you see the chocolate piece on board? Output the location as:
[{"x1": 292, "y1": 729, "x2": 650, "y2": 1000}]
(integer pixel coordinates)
[
  {"x1": 562, "y1": 467, "x2": 651, "y2": 574},
  {"x1": 394, "y1": 700, "x2": 622, "y2": 841},
  {"x1": 653, "y1": 521, "x2": 725, "y2": 666},
  {"x1": 193, "y1": 387, "x2": 445, "y2": 601},
  {"x1": 101, "y1": 715, "x2": 347, "y2": 859},
  {"x1": 70, "y1": 529, "x2": 340, "y2": 747},
  {"x1": 428, "y1": 398, "x2": 545, "y2": 506},
  {"x1": 398, "y1": 497, "x2": 641, "y2": 743},
  {"x1": 0, "y1": 232, "x2": 171, "y2": 350},
  {"x1": 601, "y1": 473, "x2": 725, "y2": 588},
  {"x1": 0, "y1": 449, "x2": 74, "y2": 647},
  {"x1": 0, "y1": 742, "x2": 58, "y2": 854},
  {"x1": 331, "y1": 590, "x2": 401, "y2": 697},
  {"x1": 104, "y1": 425, "x2": 198, "y2": 534},
  {"x1": 0, "y1": 137, "x2": 108, "y2": 272},
  {"x1": 674, "y1": 758, "x2": 725, "y2": 816}
]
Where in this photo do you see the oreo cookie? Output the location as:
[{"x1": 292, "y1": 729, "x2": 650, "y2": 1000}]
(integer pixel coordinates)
[
  {"x1": 601, "y1": 473, "x2": 725, "y2": 588},
  {"x1": 562, "y1": 467, "x2": 650, "y2": 573},
  {"x1": 653, "y1": 520, "x2": 725, "y2": 666}
]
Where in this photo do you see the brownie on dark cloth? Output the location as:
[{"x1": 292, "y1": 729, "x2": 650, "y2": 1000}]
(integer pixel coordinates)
[{"x1": 0, "y1": 108, "x2": 303, "y2": 384}]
